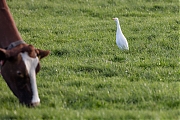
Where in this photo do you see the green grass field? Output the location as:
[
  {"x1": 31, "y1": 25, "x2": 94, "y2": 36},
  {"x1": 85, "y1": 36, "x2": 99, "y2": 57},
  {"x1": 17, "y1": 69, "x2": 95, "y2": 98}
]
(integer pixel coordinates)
[{"x1": 0, "y1": 0, "x2": 179, "y2": 119}]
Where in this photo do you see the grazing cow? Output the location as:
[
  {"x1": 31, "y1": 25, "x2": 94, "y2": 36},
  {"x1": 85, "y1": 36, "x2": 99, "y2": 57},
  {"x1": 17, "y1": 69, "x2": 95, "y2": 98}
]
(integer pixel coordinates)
[{"x1": 0, "y1": 0, "x2": 50, "y2": 107}]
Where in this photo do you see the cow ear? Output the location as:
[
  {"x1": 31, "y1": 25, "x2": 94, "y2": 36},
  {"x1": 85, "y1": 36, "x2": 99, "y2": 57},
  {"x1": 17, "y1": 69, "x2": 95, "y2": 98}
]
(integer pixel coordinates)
[
  {"x1": 36, "y1": 49, "x2": 50, "y2": 59},
  {"x1": 0, "y1": 48, "x2": 10, "y2": 60}
]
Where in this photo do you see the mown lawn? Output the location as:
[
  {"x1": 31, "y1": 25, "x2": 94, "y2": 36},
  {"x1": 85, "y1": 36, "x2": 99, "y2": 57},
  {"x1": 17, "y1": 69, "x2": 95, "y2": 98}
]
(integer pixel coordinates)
[{"x1": 0, "y1": 0, "x2": 179, "y2": 119}]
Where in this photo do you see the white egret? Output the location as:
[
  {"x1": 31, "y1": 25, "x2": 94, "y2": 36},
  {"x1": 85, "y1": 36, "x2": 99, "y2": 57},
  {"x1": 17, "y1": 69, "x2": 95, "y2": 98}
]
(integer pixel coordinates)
[{"x1": 113, "y1": 17, "x2": 129, "y2": 50}]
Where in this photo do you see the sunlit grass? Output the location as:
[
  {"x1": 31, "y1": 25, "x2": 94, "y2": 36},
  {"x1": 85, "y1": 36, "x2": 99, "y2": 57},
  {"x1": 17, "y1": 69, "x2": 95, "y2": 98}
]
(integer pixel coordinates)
[{"x1": 0, "y1": 0, "x2": 179, "y2": 119}]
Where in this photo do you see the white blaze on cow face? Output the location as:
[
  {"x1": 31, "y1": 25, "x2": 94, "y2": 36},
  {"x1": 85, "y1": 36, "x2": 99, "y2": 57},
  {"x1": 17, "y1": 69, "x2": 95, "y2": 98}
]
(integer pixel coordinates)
[{"x1": 20, "y1": 52, "x2": 40, "y2": 104}]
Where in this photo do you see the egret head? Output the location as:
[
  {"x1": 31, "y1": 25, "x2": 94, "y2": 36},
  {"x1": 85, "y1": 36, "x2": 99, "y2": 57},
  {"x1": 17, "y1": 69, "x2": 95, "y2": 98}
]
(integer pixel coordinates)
[{"x1": 113, "y1": 17, "x2": 119, "y2": 22}]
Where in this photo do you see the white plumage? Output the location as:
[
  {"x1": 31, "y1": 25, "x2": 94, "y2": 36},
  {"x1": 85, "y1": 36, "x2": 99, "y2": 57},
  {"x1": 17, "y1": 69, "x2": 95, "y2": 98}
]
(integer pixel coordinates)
[{"x1": 113, "y1": 17, "x2": 129, "y2": 50}]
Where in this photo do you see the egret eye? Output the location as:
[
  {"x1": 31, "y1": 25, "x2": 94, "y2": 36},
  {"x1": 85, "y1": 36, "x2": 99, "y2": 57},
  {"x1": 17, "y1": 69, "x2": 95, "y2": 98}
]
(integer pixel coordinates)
[{"x1": 17, "y1": 71, "x2": 24, "y2": 78}]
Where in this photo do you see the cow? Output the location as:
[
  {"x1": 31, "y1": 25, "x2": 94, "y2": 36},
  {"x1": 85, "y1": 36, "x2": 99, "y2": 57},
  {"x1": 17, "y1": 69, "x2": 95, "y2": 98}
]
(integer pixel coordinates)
[{"x1": 0, "y1": 0, "x2": 50, "y2": 107}]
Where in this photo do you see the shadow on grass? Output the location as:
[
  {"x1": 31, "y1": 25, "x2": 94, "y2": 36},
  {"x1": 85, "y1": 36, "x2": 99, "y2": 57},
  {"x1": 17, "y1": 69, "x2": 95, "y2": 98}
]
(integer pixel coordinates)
[
  {"x1": 0, "y1": 115, "x2": 18, "y2": 120},
  {"x1": 111, "y1": 55, "x2": 127, "y2": 63},
  {"x1": 52, "y1": 49, "x2": 70, "y2": 57},
  {"x1": 74, "y1": 65, "x2": 118, "y2": 77},
  {"x1": 0, "y1": 96, "x2": 17, "y2": 105}
]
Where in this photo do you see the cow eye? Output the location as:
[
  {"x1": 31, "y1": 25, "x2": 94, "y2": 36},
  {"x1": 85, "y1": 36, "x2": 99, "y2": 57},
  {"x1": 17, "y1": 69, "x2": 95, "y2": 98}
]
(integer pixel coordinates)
[
  {"x1": 16, "y1": 71, "x2": 24, "y2": 78},
  {"x1": 36, "y1": 63, "x2": 40, "y2": 73}
]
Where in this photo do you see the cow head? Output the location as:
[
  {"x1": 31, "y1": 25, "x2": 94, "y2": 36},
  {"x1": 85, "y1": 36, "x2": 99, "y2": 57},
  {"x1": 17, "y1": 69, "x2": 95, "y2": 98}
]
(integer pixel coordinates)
[{"x1": 0, "y1": 44, "x2": 49, "y2": 107}]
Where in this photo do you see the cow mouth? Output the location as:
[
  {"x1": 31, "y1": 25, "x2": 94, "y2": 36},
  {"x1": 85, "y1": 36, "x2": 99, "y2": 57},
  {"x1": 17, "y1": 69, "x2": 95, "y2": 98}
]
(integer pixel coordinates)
[{"x1": 20, "y1": 100, "x2": 40, "y2": 107}]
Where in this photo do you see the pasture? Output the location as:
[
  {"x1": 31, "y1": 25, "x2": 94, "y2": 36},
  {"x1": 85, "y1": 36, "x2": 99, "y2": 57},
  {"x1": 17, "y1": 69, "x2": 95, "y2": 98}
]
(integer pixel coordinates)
[{"x1": 0, "y1": 0, "x2": 179, "y2": 119}]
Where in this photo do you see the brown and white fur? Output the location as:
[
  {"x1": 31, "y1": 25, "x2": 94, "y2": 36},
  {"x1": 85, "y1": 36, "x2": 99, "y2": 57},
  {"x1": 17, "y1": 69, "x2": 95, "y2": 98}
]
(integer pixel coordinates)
[{"x1": 0, "y1": 0, "x2": 50, "y2": 107}]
